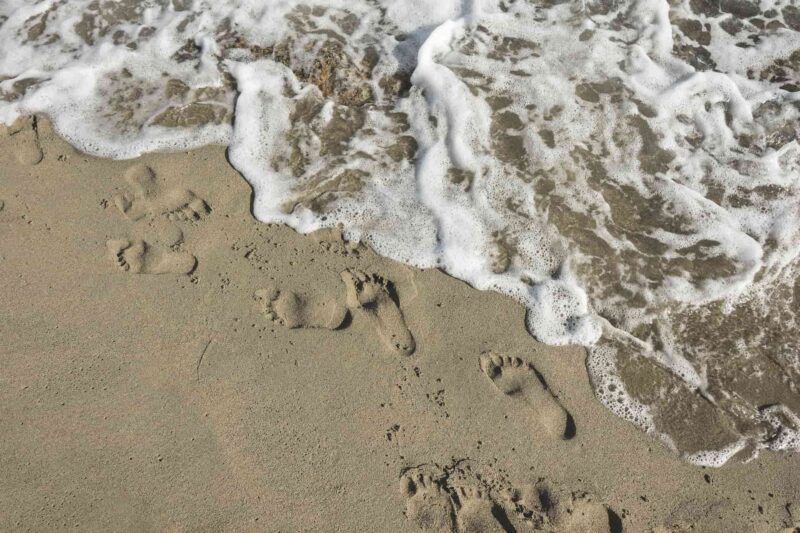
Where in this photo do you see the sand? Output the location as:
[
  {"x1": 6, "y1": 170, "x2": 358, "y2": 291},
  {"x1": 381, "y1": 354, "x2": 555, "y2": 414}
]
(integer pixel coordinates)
[{"x1": 1, "y1": 116, "x2": 799, "y2": 532}]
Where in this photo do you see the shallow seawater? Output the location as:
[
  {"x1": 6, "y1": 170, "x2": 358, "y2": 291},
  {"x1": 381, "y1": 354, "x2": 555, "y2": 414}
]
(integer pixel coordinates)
[{"x1": 1, "y1": 0, "x2": 799, "y2": 465}]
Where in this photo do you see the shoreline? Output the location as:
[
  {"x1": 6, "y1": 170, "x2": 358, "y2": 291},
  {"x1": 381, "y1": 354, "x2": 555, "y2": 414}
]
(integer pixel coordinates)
[{"x1": 1, "y1": 116, "x2": 799, "y2": 531}]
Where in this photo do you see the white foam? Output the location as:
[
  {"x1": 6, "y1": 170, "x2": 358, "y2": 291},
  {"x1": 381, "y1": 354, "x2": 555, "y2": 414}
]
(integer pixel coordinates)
[
  {"x1": 686, "y1": 440, "x2": 748, "y2": 468},
  {"x1": 586, "y1": 343, "x2": 656, "y2": 434}
]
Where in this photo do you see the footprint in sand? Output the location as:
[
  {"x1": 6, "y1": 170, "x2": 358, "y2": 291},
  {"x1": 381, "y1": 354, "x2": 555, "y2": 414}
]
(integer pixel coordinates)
[
  {"x1": 340, "y1": 269, "x2": 415, "y2": 355},
  {"x1": 479, "y1": 351, "x2": 574, "y2": 440},
  {"x1": 400, "y1": 462, "x2": 619, "y2": 532},
  {"x1": 255, "y1": 286, "x2": 348, "y2": 330},
  {"x1": 113, "y1": 164, "x2": 210, "y2": 222},
  {"x1": 400, "y1": 472, "x2": 456, "y2": 532},
  {"x1": 7, "y1": 116, "x2": 43, "y2": 166},
  {"x1": 552, "y1": 492, "x2": 621, "y2": 533},
  {"x1": 107, "y1": 239, "x2": 196, "y2": 275},
  {"x1": 452, "y1": 486, "x2": 512, "y2": 533}
]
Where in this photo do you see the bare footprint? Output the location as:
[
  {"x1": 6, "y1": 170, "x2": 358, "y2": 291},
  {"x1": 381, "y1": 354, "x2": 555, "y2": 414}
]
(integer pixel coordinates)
[
  {"x1": 479, "y1": 351, "x2": 574, "y2": 440},
  {"x1": 162, "y1": 189, "x2": 211, "y2": 222},
  {"x1": 113, "y1": 165, "x2": 158, "y2": 220},
  {"x1": 255, "y1": 286, "x2": 347, "y2": 330},
  {"x1": 107, "y1": 239, "x2": 196, "y2": 275},
  {"x1": 452, "y1": 486, "x2": 511, "y2": 533},
  {"x1": 114, "y1": 164, "x2": 210, "y2": 221},
  {"x1": 400, "y1": 472, "x2": 456, "y2": 532},
  {"x1": 340, "y1": 269, "x2": 415, "y2": 355},
  {"x1": 133, "y1": 217, "x2": 184, "y2": 248},
  {"x1": 8, "y1": 115, "x2": 43, "y2": 166},
  {"x1": 552, "y1": 492, "x2": 620, "y2": 533}
]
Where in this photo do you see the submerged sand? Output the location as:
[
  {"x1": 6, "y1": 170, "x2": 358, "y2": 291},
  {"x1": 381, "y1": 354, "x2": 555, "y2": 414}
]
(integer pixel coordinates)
[{"x1": 1, "y1": 117, "x2": 799, "y2": 531}]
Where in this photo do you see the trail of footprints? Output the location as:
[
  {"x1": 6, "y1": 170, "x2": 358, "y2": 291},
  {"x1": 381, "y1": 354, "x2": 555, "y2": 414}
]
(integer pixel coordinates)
[
  {"x1": 259, "y1": 268, "x2": 578, "y2": 439},
  {"x1": 400, "y1": 462, "x2": 620, "y2": 532},
  {"x1": 107, "y1": 164, "x2": 209, "y2": 275},
  {"x1": 100, "y1": 163, "x2": 613, "y2": 529},
  {"x1": 104, "y1": 168, "x2": 570, "y2": 452},
  {"x1": 257, "y1": 274, "x2": 574, "y2": 439},
  {"x1": 259, "y1": 270, "x2": 608, "y2": 528}
]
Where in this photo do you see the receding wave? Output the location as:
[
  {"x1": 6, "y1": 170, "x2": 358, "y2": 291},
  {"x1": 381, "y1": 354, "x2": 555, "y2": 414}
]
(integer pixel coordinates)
[{"x1": 2, "y1": 0, "x2": 800, "y2": 465}]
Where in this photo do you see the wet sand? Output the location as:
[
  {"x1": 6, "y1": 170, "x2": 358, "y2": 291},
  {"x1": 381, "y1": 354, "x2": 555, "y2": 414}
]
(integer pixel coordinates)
[{"x1": 1, "y1": 117, "x2": 800, "y2": 532}]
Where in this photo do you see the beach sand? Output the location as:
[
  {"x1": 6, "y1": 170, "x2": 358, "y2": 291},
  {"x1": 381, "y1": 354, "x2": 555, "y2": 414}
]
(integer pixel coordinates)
[{"x1": 2, "y1": 116, "x2": 799, "y2": 532}]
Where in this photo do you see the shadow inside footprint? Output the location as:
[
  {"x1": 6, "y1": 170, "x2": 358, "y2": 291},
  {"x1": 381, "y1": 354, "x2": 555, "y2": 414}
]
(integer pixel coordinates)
[
  {"x1": 608, "y1": 508, "x2": 623, "y2": 533},
  {"x1": 490, "y1": 506, "x2": 516, "y2": 533},
  {"x1": 563, "y1": 413, "x2": 577, "y2": 440}
]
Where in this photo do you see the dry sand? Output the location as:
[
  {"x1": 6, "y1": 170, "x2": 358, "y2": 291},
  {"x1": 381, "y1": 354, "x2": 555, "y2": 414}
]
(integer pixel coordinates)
[{"x1": 1, "y1": 116, "x2": 799, "y2": 532}]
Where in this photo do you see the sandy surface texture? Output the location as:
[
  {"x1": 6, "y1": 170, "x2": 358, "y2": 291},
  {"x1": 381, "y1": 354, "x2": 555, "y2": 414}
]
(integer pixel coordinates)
[{"x1": 1, "y1": 117, "x2": 799, "y2": 532}]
